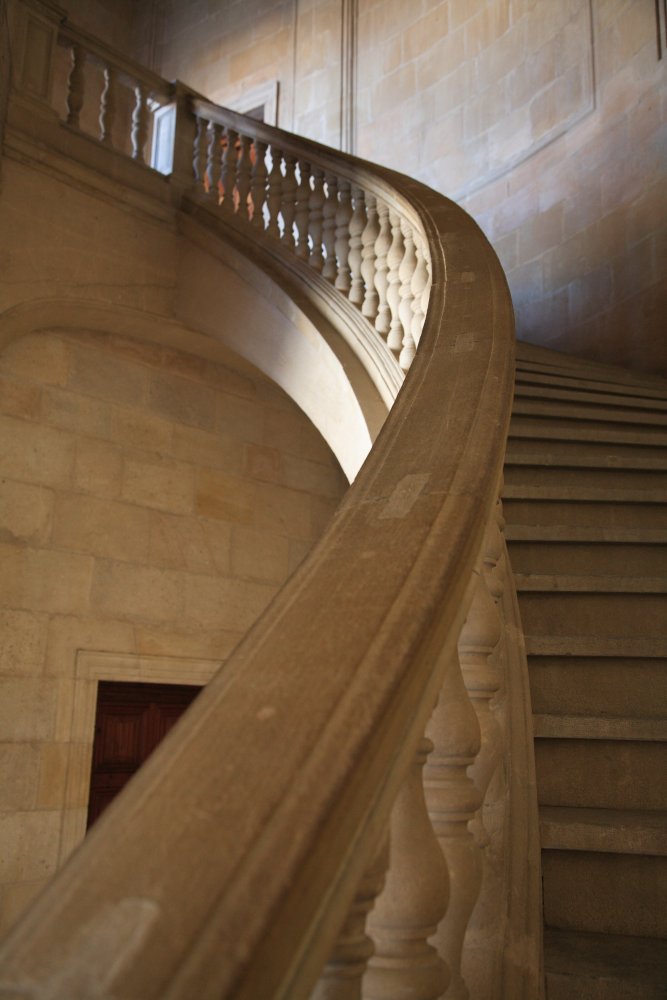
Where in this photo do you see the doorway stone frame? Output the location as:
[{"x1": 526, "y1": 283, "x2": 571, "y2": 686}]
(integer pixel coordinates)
[{"x1": 58, "y1": 651, "x2": 221, "y2": 866}]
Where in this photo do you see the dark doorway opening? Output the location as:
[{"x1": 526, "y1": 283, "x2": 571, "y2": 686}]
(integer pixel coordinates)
[{"x1": 87, "y1": 681, "x2": 201, "y2": 828}]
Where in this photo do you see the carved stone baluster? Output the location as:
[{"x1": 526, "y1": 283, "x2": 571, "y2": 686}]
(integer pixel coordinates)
[
  {"x1": 386, "y1": 210, "x2": 405, "y2": 354},
  {"x1": 311, "y1": 840, "x2": 388, "y2": 1000},
  {"x1": 281, "y1": 153, "x2": 298, "y2": 249},
  {"x1": 192, "y1": 116, "x2": 209, "y2": 192},
  {"x1": 308, "y1": 167, "x2": 326, "y2": 272},
  {"x1": 66, "y1": 44, "x2": 85, "y2": 128},
  {"x1": 364, "y1": 738, "x2": 450, "y2": 1000},
  {"x1": 236, "y1": 134, "x2": 252, "y2": 222},
  {"x1": 98, "y1": 64, "x2": 117, "y2": 145},
  {"x1": 294, "y1": 161, "x2": 312, "y2": 261},
  {"x1": 460, "y1": 554, "x2": 504, "y2": 855},
  {"x1": 131, "y1": 83, "x2": 149, "y2": 163},
  {"x1": 221, "y1": 128, "x2": 238, "y2": 214},
  {"x1": 250, "y1": 140, "x2": 268, "y2": 228},
  {"x1": 424, "y1": 653, "x2": 484, "y2": 1000},
  {"x1": 373, "y1": 200, "x2": 391, "y2": 339},
  {"x1": 398, "y1": 220, "x2": 417, "y2": 371},
  {"x1": 206, "y1": 121, "x2": 222, "y2": 204},
  {"x1": 334, "y1": 178, "x2": 353, "y2": 294},
  {"x1": 322, "y1": 174, "x2": 339, "y2": 282},
  {"x1": 361, "y1": 193, "x2": 380, "y2": 323},
  {"x1": 348, "y1": 186, "x2": 367, "y2": 307},
  {"x1": 266, "y1": 146, "x2": 284, "y2": 238},
  {"x1": 411, "y1": 234, "x2": 429, "y2": 348}
]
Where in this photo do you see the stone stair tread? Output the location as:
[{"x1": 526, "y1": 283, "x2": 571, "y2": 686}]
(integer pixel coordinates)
[
  {"x1": 512, "y1": 397, "x2": 667, "y2": 426},
  {"x1": 540, "y1": 806, "x2": 667, "y2": 855},
  {"x1": 505, "y1": 524, "x2": 667, "y2": 543},
  {"x1": 533, "y1": 714, "x2": 667, "y2": 741},
  {"x1": 544, "y1": 928, "x2": 667, "y2": 999},
  {"x1": 503, "y1": 483, "x2": 667, "y2": 502},
  {"x1": 515, "y1": 574, "x2": 667, "y2": 593},
  {"x1": 515, "y1": 367, "x2": 667, "y2": 401},
  {"x1": 505, "y1": 450, "x2": 667, "y2": 471},
  {"x1": 525, "y1": 636, "x2": 667, "y2": 657},
  {"x1": 514, "y1": 383, "x2": 667, "y2": 414},
  {"x1": 509, "y1": 419, "x2": 667, "y2": 446},
  {"x1": 515, "y1": 343, "x2": 667, "y2": 390}
]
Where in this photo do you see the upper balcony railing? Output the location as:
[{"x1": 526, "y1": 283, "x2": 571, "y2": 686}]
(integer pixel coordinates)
[{"x1": 0, "y1": 2, "x2": 543, "y2": 998}]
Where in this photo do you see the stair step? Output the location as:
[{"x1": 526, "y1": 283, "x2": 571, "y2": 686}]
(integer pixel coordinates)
[
  {"x1": 515, "y1": 574, "x2": 667, "y2": 593},
  {"x1": 535, "y1": 739, "x2": 667, "y2": 811},
  {"x1": 542, "y1": 850, "x2": 667, "y2": 937},
  {"x1": 514, "y1": 382, "x2": 667, "y2": 413},
  {"x1": 503, "y1": 499, "x2": 667, "y2": 531},
  {"x1": 526, "y1": 636, "x2": 667, "y2": 657},
  {"x1": 528, "y1": 657, "x2": 667, "y2": 719},
  {"x1": 505, "y1": 524, "x2": 667, "y2": 543},
  {"x1": 504, "y1": 484, "x2": 667, "y2": 503},
  {"x1": 506, "y1": 443, "x2": 667, "y2": 473},
  {"x1": 544, "y1": 928, "x2": 667, "y2": 1000},
  {"x1": 509, "y1": 541, "x2": 667, "y2": 577},
  {"x1": 515, "y1": 366, "x2": 667, "y2": 400},
  {"x1": 520, "y1": 592, "x2": 667, "y2": 641},
  {"x1": 540, "y1": 806, "x2": 667, "y2": 855},
  {"x1": 534, "y1": 715, "x2": 667, "y2": 741},
  {"x1": 509, "y1": 416, "x2": 667, "y2": 447},
  {"x1": 515, "y1": 343, "x2": 667, "y2": 391},
  {"x1": 512, "y1": 392, "x2": 667, "y2": 427}
]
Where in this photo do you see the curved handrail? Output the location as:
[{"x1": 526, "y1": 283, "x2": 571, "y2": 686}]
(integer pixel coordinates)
[{"x1": 0, "y1": 6, "x2": 537, "y2": 998}]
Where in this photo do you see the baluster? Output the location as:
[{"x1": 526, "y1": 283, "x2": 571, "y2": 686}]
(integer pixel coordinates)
[
  {"x1": 322, "y1": 174, "x2": 339, "y2": 282},
  {"x1": 308, "y1": 167, "x2": 326, "y2": 272},
  {"x1": 221, "y1": 128, "x2": 238, "y2": 213},
  {"x1": 334, "y1": 179, "x2": 353, "y2": 294},
  {"x1": 361, "y1": 193, "x2": 380, "y2": 323},
  {"x1": 236, "y1": 134, "x2": 252, "y2": 222},
  {"x1": 266, "y1": 146, "x2": 283, "y2": 238},
  {"x1": 386, "y1": 210, "x2": 405, "y2": 354},
  {"x1": 424, "y1": 654, "x2": 483, "y2": 1000},
  {"x1": 98, "y1": 64, "x2": 117, "y2": 146},
  {"x1": 294, "y1": 161, "x2": 312, "y2": 261},
  {"x1": 250, "y1": 140, "x2": 268, "y2": 228},
  {"x1": 206, "y1": 121, "x2": 222, "y2": 204},
  {"x1": 364, "y1": 737, "x2": 450, "y2": 1000},
  {"x1": 373, "y1": 201, "x2": 392, "y2": 339},
  {"x1": 66, "y1": 44, "x2": 86, "y2": 128},
  {"x1": 460, "y1": 552, "x2": 504, "y2": 855},
  {"x1": 348, "y1": 186, "x2": 367, "y2": 307},
  {"x1": 192, "y1": 116, "x2": 208, "y2": 191},
  {"x1": 131, "y1": 82, "x2": 149, "y2": 163},
  {"x1": 311, "y1": 841, "x2": 388, "y2": 1000},
  {"x1": 281, "y1": 153, "x2": 298, "y2": 249},
  {"x1": 398, "y1": 220, "x2": 417, "y2": 370},
  {"x1": 410, "y1": 235, "x2": 429, "y2": 348}
]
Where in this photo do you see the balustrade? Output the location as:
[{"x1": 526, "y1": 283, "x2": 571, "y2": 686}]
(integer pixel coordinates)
[{"x1": 1, "y1": 7, "x2": 539, "y2": 996}]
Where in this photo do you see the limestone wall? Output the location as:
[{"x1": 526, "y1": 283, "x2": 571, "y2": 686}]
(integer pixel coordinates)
[
  {"x1": 123, "y1": 0, "x2": 666, "y2": 375},
  {"x1": 0, "y1": 327, "x2": 346, "y2": 933}
]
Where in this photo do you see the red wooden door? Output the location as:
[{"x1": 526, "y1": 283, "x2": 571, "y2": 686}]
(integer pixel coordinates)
[{"x1": 87, "y1": 681, "x2": 201, "y2": 828}]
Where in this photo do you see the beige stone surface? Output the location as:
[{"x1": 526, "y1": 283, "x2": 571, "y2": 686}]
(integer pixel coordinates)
[{"x1": 0, "y1": 328, "x2": 347, "y2": 930}]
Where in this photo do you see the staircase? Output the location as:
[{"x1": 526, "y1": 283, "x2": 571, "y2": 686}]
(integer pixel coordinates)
[{"x1": 504, "y1": 341, "x2": 667, "y2": 999}]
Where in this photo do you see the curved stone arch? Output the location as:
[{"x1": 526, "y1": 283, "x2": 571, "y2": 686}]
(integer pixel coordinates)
[{"x1": 0, "y1": 275, "x2": 386, "y2": 482}]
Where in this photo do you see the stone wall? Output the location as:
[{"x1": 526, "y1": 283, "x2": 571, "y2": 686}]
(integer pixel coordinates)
[
  {"x1": 0, "y1": 327, "x2": 346, "y2": 932},
  {"x1": 122, "y1": 0, "x2": 666, "y2": 376}
]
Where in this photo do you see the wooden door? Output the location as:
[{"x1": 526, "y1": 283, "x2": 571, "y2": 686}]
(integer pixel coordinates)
[{"x1": 87, "y1": 681, "x2": 201, "y2": 828}]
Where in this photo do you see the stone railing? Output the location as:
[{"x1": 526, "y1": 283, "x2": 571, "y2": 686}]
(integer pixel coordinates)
[{"x1": 0, "y1": 2, "x2": 543, "y2": 997}]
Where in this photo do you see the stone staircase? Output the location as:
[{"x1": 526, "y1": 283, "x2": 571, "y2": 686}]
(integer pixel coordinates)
[{"x1": 503, "y1": 342, "x2": 667, "y2": 999}]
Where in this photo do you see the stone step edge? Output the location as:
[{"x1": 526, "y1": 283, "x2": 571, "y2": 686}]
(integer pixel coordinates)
[
  {"x1": 503, "y1": 483, "x2": 667, "y2": 502},
  {"x1": 544, "y1": 927, "x2": 667, "y2": 993},
  {"x1": 540, "y1": 805, "x2": 667, "y2": 856},
  {"x1": 533, "y1": 713, "x2": 667, "y2": 741},
  {"x1": 505, "y1": 450, "x2": 667, "y2": 471},
  {"x1": 505, "y1": 524, "x2": 667, "y2": 543},
  {"x1": 514, "y1": 384, "x2": 667, "y2": 414},
  {"x1": 525, "y1": 635, "x2": 667, "y2": 657},
  {"x1": 515, "y1": 574, "x2": 667, "y2": 594}
]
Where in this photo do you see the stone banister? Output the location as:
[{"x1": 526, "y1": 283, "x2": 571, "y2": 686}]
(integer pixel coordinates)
[{"x1": 0, "y1": 3, "x2": 543, "y2": 997}]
